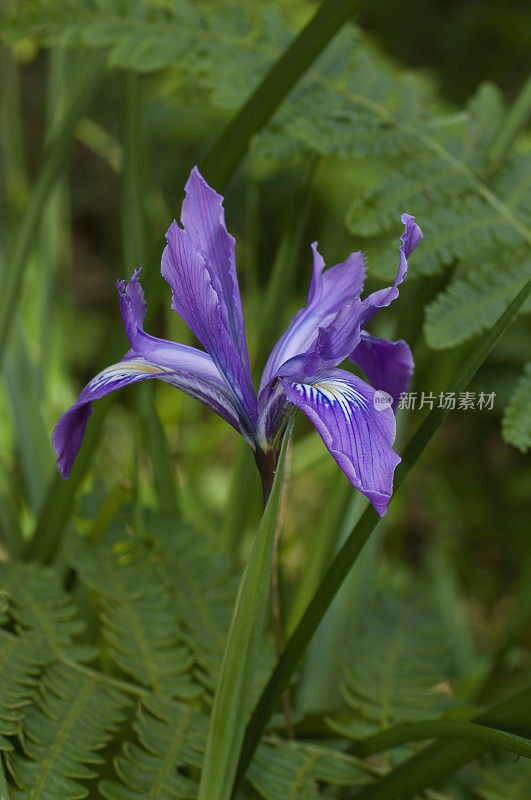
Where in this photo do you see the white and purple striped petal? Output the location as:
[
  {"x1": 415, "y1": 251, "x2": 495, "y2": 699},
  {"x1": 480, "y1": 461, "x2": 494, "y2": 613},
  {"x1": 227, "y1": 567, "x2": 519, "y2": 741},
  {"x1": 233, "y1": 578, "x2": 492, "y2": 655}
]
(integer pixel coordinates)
[
  {"x1": 53, "y1": 355, "x2": 244, "y2": 479},
  {"x1": 280, "y1": 369, "x2": 400, "y2": 516},
  {"x1": 349, "y1": 332, "x2": 414, "y2": 411}
]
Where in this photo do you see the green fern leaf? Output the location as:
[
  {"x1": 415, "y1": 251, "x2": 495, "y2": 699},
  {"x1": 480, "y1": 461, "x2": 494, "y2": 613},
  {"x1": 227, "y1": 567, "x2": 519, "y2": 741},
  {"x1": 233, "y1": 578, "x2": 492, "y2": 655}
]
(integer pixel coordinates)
[
  {"x1": 474, "y1": 754, "x2": 531, "y2": 800},
  {"x1": 7, "y1": 663, "x2": 128, "y2": 800},
  {"x1": 100, "y1": 694, "x2": 204, "y2": 800},
  {"x1": 66, "y1": 533, "x2": 201, "y2": 700},
  {"x1": 0, "y1": 562, "x2": 95, "y2": 661},
  {"x1": 328, "y1": 594, "x2": 453, "y2": 740},
  {"x1": 142, "y1": 516, "x2": 277, "y2": 694},
  {"x1": 248, "y1": 740, "x2": 373, "y2": 799},
  {"x1": 0, "y1": 631, "x2": 49, "y2": 750},
  {"x1": 101, "y1": 693, "x2": 374, "y2": 800},
  {"x1": 424, "y1": 255, "x2": 531, "y2": 349},
  {"x1": 502, "y1": 363, "x2": 531, "y2": 453}
]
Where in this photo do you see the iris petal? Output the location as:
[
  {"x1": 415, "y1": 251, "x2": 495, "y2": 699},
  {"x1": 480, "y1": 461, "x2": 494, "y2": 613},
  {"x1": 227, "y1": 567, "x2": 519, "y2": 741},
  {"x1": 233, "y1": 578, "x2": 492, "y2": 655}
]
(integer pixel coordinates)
[
  {"x1": 260, "y1": 243, "x2": 366, "y2": 390},
  {"x1": 350, "y1": 332, "x2": 414, "y2": 411},
  {"x1": 181, "y1": 167, "x2": 252, "y2": 380},
  {"x1": 53, "y1": 355, "x2": 244, "y2": 479},
  {"x1": 281, "y1": 369, "x2": 400, "y2": 516},
  {"x1": 162, "y1": 222, "x2": 257, "y2": 431}
]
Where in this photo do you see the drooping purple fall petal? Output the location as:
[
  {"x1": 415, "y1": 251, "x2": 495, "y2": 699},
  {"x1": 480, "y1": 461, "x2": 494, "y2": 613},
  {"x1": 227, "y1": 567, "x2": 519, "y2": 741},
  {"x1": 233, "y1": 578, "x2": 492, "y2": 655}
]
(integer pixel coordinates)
[
  {"x1": 280, "y1": 369, "x2": 400, "y2": 516},
  {"x1": 350, "y1": 332, "x2": 414, "y2": 411},
  {"x1": 53, "y1": 354, "x2": 244, "y2": 479}
]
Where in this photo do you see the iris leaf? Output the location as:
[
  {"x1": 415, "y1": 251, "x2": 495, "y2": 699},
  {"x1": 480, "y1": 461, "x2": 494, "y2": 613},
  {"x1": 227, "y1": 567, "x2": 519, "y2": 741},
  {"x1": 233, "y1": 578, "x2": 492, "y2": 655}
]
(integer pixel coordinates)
[{"x1": 198, "y1": 428, "x2": 290, "y2": 800}]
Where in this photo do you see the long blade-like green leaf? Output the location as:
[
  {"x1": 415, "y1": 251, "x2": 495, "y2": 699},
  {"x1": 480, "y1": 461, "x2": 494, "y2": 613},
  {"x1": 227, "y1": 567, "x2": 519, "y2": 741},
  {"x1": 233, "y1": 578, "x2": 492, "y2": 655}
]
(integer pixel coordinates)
[
  {"x1": 0, "y1": 50, "x2": 105, "y2": 364},
  {"x1": 234, "y1": 277, "x2": 531, "y2": 792},
  {"x1": 198, "y1": 430, "x2": 291, "y2": 800},
  {"x1": 353, "y1": 686, "x2": 531, "y2": 799},
  {"x1": 200, "y1": 0, "x2": 363, "y2": 189},
  {"x1": 350, "y1": 719, "x2": 531, "y2": 760}
]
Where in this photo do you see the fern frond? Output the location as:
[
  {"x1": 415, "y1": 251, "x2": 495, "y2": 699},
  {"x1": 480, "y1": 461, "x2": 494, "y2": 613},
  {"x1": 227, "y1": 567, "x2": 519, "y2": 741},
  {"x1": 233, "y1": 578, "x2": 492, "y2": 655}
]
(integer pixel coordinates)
[
  {"x1": 248, "y1": 740, "x2": 373, "y2": 799},
  {"x1": 99, "y1": 694, "x2": 204, "y2": 800},
  {"x1": 0, "y1": 631, "x2": 49, "y2": 751},
  {"x1": 328, "y1": 594, "x2": 453, "y2": 740},
  {"x1": 144, "y1": 517, "x2": 277, "y2": 693},
  {"x1": 7, "y1": 663, "x2": 128, "y2": 800},
  {"x1": 0, "y1": 562, "x2": 95, "y2": 661},
  {"x1": 101, "y1": 693, "x2": 374, "y2": 800},
  {"x1": 502, "y1": 363, "x2": 531, "y2": 453},
  {"x1": 66, "y1": 533, "x2": 201, "y2": 700},
  {"x1": 424, "y1": 254, "x2": 531, "y2": 349}
]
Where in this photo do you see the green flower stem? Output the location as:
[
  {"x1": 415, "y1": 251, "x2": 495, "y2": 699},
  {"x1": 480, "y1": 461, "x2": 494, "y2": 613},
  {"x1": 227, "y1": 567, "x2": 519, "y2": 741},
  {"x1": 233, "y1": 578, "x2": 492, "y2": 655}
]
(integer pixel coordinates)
[
  {"x1": 353, "y1": 687, "x2": 531, "y2": 800},
  {"x1": 198, "y1": 430, "x2": 291, "y2": 800},
  {"x1": 0, "y1": 50, "x2": 105, "y2": 365},
  {"x1": 488, "y1": 72, "x2": 531, "y2": 169},
  {"x1": 200, "y1": 0, "x2": 363, "y2": 189},
  {"x1": 233, "y1": 277, "x2": 531, "y2": 794},
  {"x1": 349, "y1": 719, "x2": 531, "y2": 760}
]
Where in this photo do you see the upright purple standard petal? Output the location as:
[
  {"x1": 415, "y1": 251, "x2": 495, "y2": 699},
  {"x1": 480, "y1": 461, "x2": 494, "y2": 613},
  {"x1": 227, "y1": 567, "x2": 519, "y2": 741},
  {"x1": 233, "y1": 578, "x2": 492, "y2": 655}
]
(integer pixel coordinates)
[
  {"x1": 350, "y1": 332, "x2": 414, "y2": 411},
  {"x1": 181, "y1": 167, "x2": 252, "y2": 380},
  {"x1": 162, "y1": 222, "x2": 257, "y2": 433},
  {"x1": 53, "y1": 355, "x2": 244, "y2": 479},
  {"x1": 260, "y1": 244, "x2": 366, "y2": 390},
  {"x1": 358, "y1": 214, "x2": 423, "y2": 329},
  {"x1": 300, "y1": 215, "x2": 422, "y2": 376},
  {"x1": 281, "y1": 369, "x2": 400, "y2": 516}
]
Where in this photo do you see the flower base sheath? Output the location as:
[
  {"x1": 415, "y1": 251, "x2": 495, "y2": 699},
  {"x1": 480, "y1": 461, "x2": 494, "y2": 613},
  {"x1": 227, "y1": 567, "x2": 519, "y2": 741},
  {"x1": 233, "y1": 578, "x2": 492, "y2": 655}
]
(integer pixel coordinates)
[{"x1": 53, "y1": 167, "x2": 422, "y2": 515}]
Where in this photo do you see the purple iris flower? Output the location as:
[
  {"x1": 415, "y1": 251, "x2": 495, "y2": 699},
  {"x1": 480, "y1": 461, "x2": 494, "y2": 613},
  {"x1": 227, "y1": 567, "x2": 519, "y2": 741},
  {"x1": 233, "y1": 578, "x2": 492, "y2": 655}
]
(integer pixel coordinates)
[{"x1": 53, "y1": 167, "x2": 422, "y2": 516}]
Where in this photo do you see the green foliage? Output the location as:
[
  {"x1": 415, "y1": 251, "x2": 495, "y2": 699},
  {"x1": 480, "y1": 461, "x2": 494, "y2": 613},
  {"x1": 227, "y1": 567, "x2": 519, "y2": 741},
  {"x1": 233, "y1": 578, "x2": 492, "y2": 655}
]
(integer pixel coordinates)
[
  {"x1": 328, "y1": 594, "x2": 453, "y2": 740},
  {"x1": 0, "y1": 518, "x2": 377, "y2": 799},
  {"x1": 0, "y1": 632, "x2": 49, "y2": 750},
  {"x1": 66, "y1": 532, "x2": 201, "y2": 699},
  {"x1": 424, "y1": 253, "x2": 531, "y2": 349},
  {"x1": 247, "y1": 740, "x2": 372, "y2": 799},
  {"x1": 7, "y1": 664, "x2": 128, "y2": 800},
  {"x1": 474, "y1": 755, "x2": 531, "y2": 800},
  {"x1": 502, "y1": 362, "x2": 531, "y2": 453},
  {"x1": 100, "y1": 692, "x2": 372, "y2": 800},
  {"x1": 0, "y1": 562, "x2": 96, "y2": 661}
]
